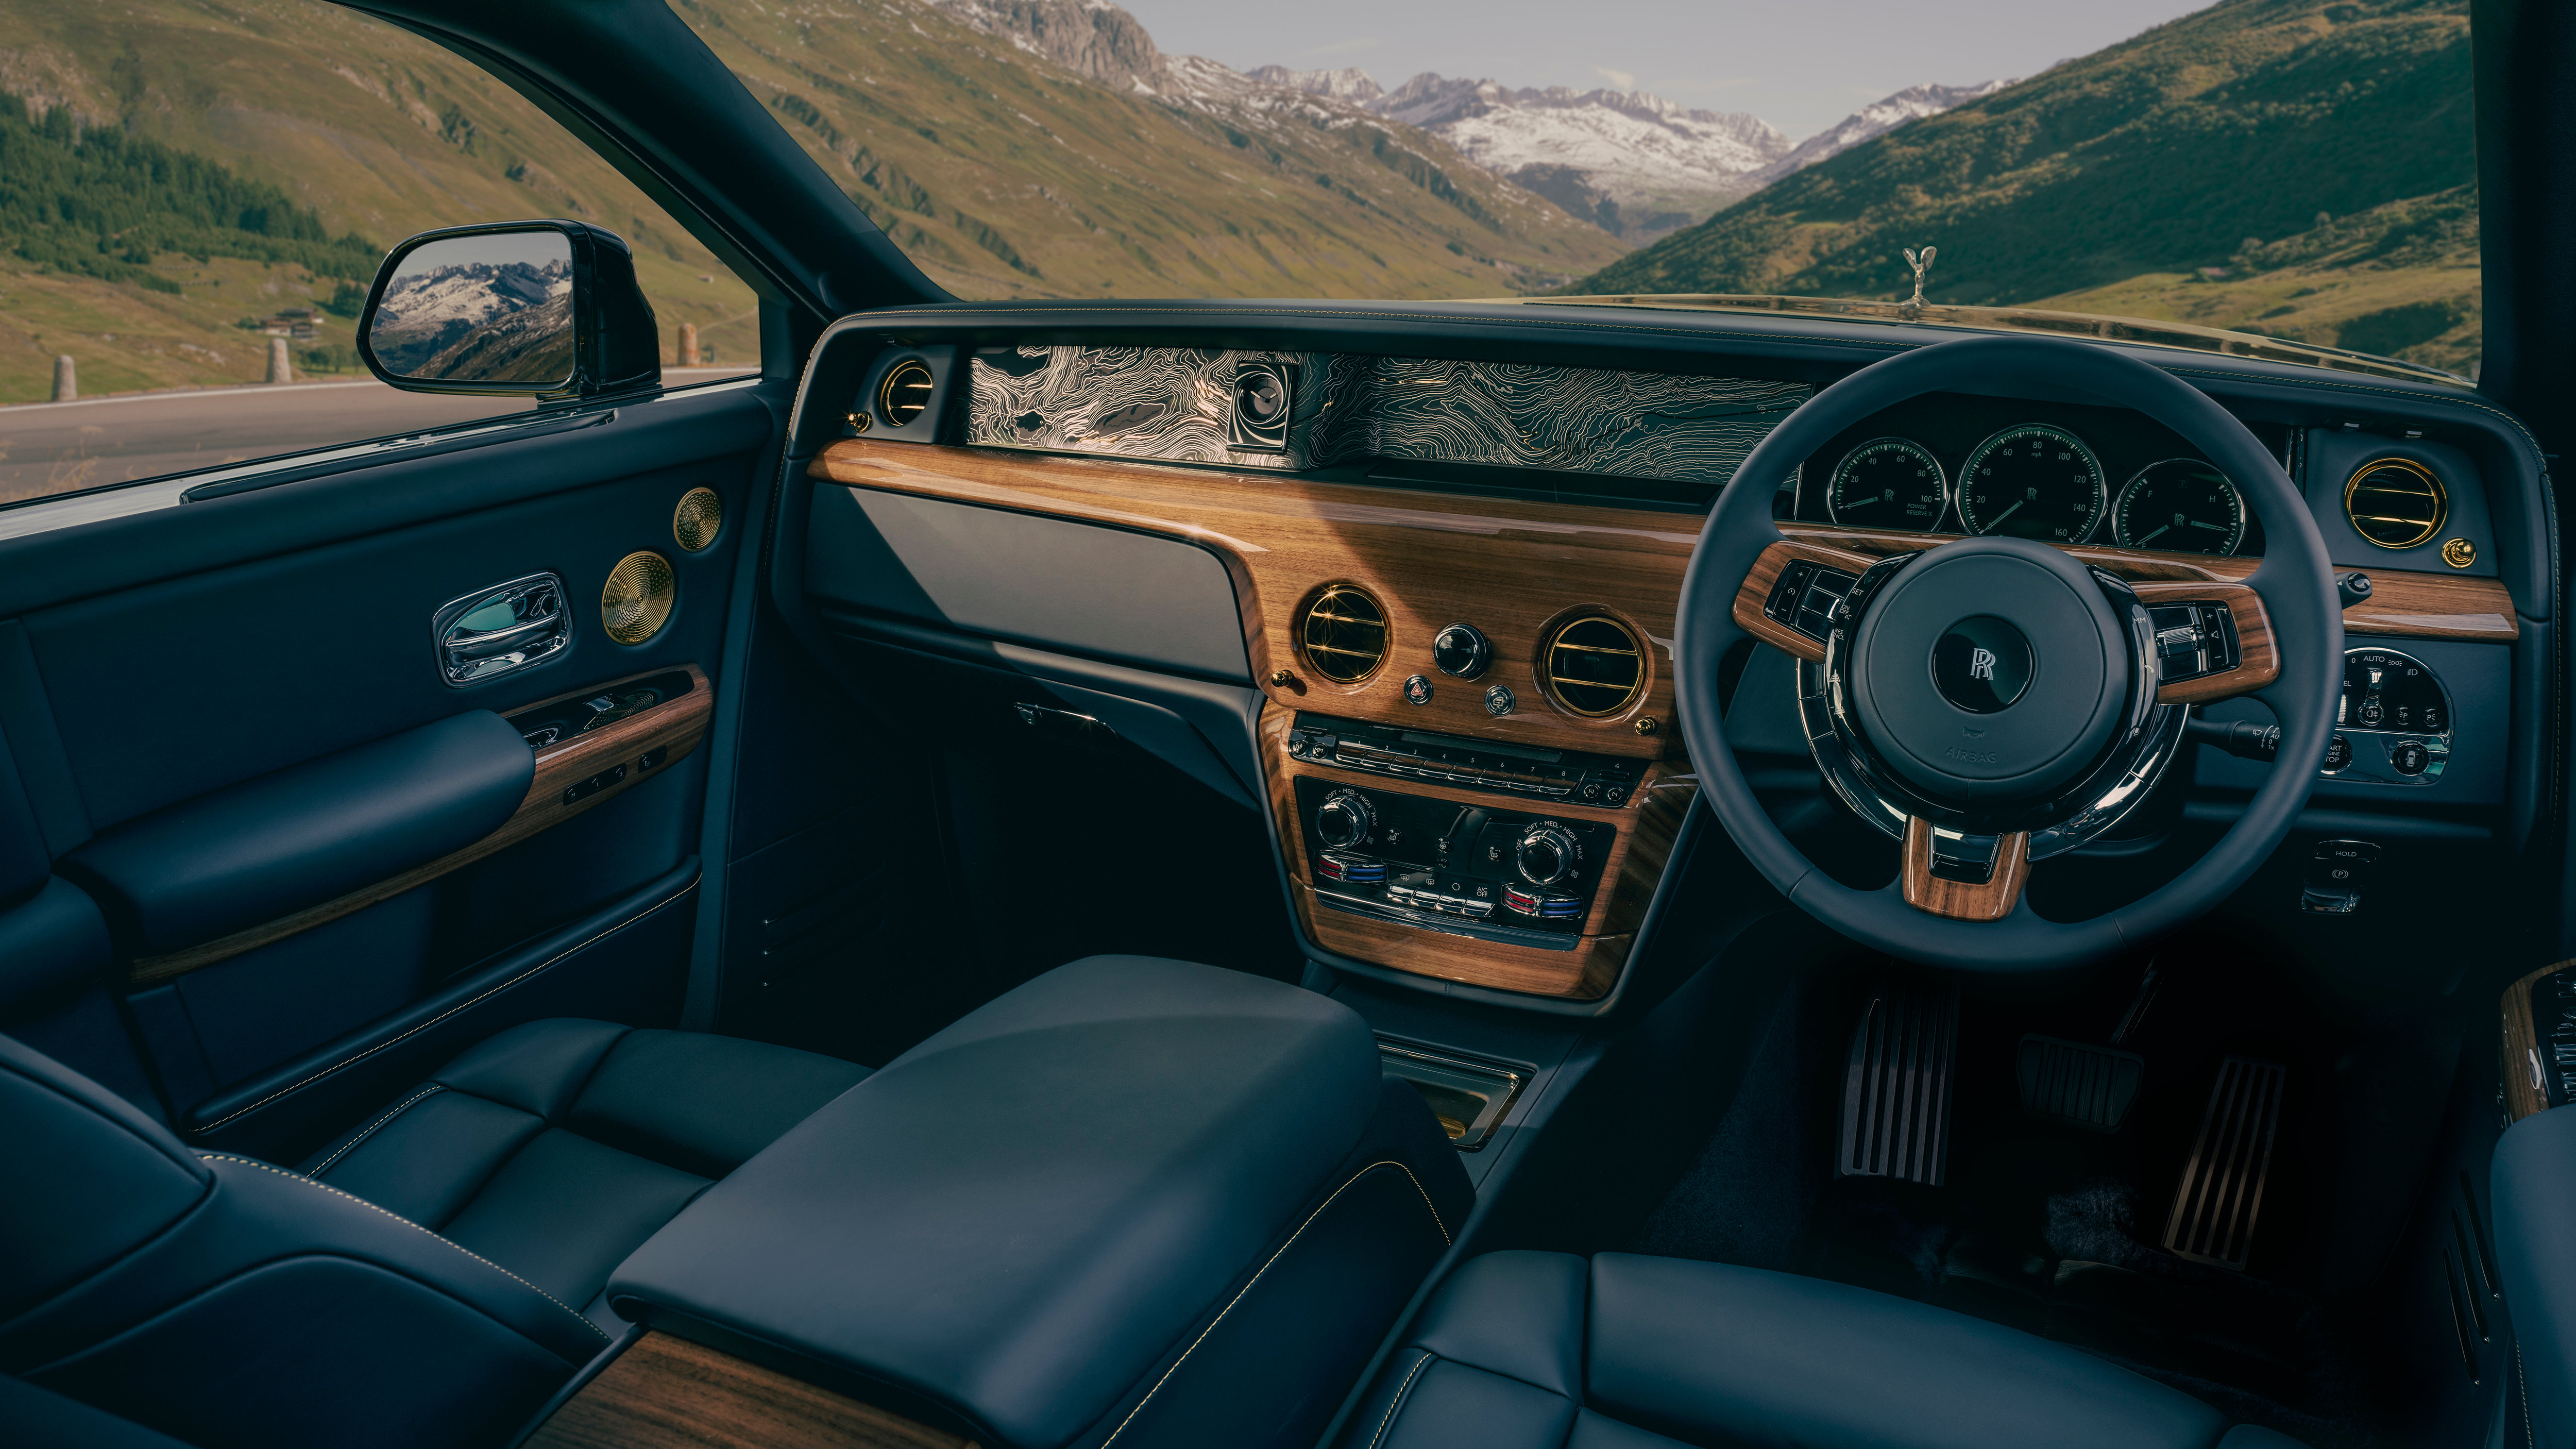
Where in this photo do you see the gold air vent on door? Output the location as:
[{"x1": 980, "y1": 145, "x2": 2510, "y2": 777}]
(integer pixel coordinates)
[
  {"x1": 1301, "y1": 585, "x2": 1388, "y2": 683},
  {"x1": 1545, "y1": 615, "x2": 1644, "y2": 717},
  {"x1": 2344, "y1": 458, "x2": 2447, "y2": 549}
]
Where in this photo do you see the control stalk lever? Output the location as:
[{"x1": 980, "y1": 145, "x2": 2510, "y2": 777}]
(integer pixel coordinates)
[
  {"x1": 2335, "y1": 571, "x2": 2373, "y2": 609},
  {"x1": 2185, "y1": 716, "x2": 2281, "y2": 762}
]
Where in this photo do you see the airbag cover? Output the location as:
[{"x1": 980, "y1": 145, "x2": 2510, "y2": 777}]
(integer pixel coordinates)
[{"x1": 608, "y1": 956, "x2": 1382, "y2": 1449}]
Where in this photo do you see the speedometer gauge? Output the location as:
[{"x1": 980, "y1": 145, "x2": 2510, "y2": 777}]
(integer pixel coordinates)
[
  {"x1": 2113, "y1": 458, "x2": 2245, "y2": 555},
  {"x1": 1826, "y1": 437, "x2": 1947, "y2": 528},
  {"x1": 1957, "y1": 424, "x2": 2107, "y2": 543}
]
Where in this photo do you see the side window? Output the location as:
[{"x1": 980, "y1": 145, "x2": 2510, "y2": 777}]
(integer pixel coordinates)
[{"x1": 0, "y1": 9, "x2": 759, "y2": 509}]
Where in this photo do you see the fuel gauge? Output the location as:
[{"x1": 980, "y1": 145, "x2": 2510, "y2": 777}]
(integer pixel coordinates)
[{"x1": 2114, "y1": 458, "x2": 2245, "y2": 555}]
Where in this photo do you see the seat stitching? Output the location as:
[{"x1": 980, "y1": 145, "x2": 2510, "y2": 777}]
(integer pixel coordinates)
[
  {"x1": 198, "y1": 1153, "x2": 610, "y2": 1342},
  {"x1": 1365, "y1": 1350, "x2": 1435, "y2": 1449},
  {"x1": 308, "y1": 1084, "x2": 444, "y2": 1178},
  {"x1": 190, "y1": 880, "x2": 697, "y2": 1133},
  {"x1": 1099, "y1": 1160, "x2": 1447, "y2": 1447}
]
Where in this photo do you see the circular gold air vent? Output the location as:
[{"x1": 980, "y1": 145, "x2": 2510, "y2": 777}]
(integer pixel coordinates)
[
  {"x1": 1300, "y1": 585, "x2": 1388, "y2": 683},
  {"x1": 1545, "y1": 615, "x2": 1645, "y2": 717},
  {"x1": 877, "y1": 358, "x2": 935, "y2": 428},
  {"x1": 672, "y1": 486, "x2": 723, "y2": 552},
  {"x1": 602, "y1": 551, "x2": 675, "y2": 645},
  {"x1": 2344, "y1": 457, "x2": 2447, "y2": 549}
]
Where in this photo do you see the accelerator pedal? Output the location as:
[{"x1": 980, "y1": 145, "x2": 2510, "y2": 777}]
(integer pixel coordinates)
[
  {"x1": 1837, "y1": 981, "x2": 1960, "y2": 1186},
  {"x1": 2162, "y1": 1056, "x2": 2288, "y2": 1271},
  {"x1": 2018, "y1": 1036, "x2": 2145, "y2": 1132}
]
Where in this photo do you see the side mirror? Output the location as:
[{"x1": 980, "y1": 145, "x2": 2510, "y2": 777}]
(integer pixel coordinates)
[{"x1": 358, "y1": 220, "x2": 659, "y2": 400}]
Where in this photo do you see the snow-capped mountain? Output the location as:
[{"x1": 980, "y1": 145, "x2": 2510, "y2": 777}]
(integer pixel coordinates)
[
  {"x1": 1257, "y1": 66, "x2": 2007, "y2": 242},
  {"x1": 370, "y1": 260, "x2": 571, "y2": 379},
  {"x1": 1742, "y1": 80, "x2": 2013, "y2": 188}
]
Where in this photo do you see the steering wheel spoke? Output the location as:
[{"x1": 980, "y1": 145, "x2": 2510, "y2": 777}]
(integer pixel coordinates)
[
  {"x1": 1733, "y1": 537, "x2": 1875, "y2": 663},
  {"x1": 1901, "y1": 818, "x2": 2031, "y2": 921},
  {"x1": 2133, "y1": 579, "x2": 2281, "y2": 704}
]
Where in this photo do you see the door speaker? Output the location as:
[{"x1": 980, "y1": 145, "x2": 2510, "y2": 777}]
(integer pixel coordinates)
[
  {"x1": 672, "y1": 486, "x2": 723, "y2": 552},
  {"x1": 602, "y1": 551, "x2": 676, "y2": 644}
]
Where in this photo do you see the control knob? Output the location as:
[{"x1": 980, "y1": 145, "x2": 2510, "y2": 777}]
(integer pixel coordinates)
[
  {"x1": 1316, "y1": 789, "x2": 1375, "y2": 848},
  {"x1": 1515, "y1": 821, "x2": 1583, "y2": 887},
  {"x1": 1432, "y1": 623, "x2": 1493, "y2": 679}
]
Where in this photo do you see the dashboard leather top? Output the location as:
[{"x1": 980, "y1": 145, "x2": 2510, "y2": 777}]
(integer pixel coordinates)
[{"x1": 62, "y1": 711, "x2": 533, "y2": 957}]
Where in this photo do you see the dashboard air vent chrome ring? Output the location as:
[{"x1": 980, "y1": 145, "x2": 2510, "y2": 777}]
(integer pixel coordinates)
[
  {"x1": 1301, "y1": 585, "x2": 1388, "y2": 684},
  {"x1": 877, "y1": 358, "x2": 936, "y2": 428},
  {"x1": 1545, "y1": 615, "x2": 1645, "y2": 717},
  {"x1": 2344, "y1": 457, "x2": 2447, "y2": 549}
]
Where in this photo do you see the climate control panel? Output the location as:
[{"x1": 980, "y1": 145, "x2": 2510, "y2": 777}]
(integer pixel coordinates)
[
  {"x1": 1293, "y1": 778, "x2": 1614, "y2": 946},
  {"x1": 2323, "y1": 646, "x2": 2452, "y2": 786}
]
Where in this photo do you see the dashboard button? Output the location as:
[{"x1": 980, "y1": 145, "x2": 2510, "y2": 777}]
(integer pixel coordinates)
[
  {"x1": 2389, "y1": 739, "x2": 2431, "y2": 776},
  {"x1": 2321, "y1": 734, "x2": 2352, "y2": 772},
  {"x1": 1402, "y1": 674, "x2": 1434, "y2": 706},
  {"x1": 1433, "y1": 624, "x2": 1493, "y2": 679}
]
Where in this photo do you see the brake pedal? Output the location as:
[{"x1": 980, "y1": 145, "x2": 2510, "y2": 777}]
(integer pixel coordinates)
[
  {"x1": 2018, "y1": 1036, "x2": 2145, "y2": 1133},
  {"x1": 2162, "y1": 1057, "x2": 2287, "y2": 1271},
  {"x1": 1837, "y1": 982, "x2": 1960, "y2": 1186}
]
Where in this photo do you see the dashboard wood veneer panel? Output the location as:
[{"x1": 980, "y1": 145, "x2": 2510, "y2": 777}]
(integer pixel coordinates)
[
  {"x1": 812, "y1": 440, "x2": 1698, "y2": 757},
  {"x1": 127, "y1": 664, "x2": 712, "y2": 985},
  {"x1": 2501, "y1": 958, "x2": 2576, "y2": 1124},
  {"x1": 1257, "y1": 706, "x2": 1692, "y2": 998},
  {"x1": 524, "y1": 1332, "x2": 975, "y2": 1449},
  {"x1": 1775, "y1": 523, "x2": 2520, "y2": 641}
]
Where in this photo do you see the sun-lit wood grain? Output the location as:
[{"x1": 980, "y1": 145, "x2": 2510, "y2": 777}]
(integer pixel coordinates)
[{"x1": 524, "y1": 1333, "x2": 975, "y2": 1449}]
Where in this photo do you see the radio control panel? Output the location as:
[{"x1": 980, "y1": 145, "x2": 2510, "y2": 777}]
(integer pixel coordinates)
[
  {"x1": 1292, "y1": 778, "x2": 1614, "y2": 947},
  {"x1": 1285, "y1": 712, "x2": 1643, "y2": 806}
]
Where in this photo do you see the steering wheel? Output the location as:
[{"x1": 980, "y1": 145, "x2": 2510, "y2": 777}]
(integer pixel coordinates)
[{"x1": 1674, "y1": 335, "x2": 2343, "y2": 970}]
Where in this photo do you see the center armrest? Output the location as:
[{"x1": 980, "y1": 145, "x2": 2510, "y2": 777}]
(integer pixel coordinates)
[{"x1": 607, "y1": 954, "x2": 1470, "y2": 1449}]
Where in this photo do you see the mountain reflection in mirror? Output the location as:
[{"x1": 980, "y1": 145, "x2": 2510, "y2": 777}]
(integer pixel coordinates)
[{"x1": 371, "y1": 232, "x2": 574, "y2": 385}]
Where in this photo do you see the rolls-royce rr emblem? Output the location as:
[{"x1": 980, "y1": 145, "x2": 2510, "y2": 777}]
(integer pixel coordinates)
[
  {"x1": 1932, "y1": 617, "x2": 2032, "y2": 714},
  {"x1": 1969, "y1": 647, "x2": 1998, "y2": 681}
]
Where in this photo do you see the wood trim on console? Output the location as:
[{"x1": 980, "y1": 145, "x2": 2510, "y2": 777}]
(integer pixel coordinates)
[
  {"x1": 1257, "y1": 705, "x2": 1692, "y2": 999},
  {"x1": 127, "y1": 664, "x2": 713, "y2": 986},
  {"x1": 2501, "y1": 958, "x2": 2574, "y2": 1124},
  {"x1": 524, "y1": 1332, "x2": 976, "y2": 1449}
]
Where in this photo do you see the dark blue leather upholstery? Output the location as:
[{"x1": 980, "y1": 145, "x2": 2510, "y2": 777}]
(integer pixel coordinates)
[
  {"x1": 2494, "y1": 1106, "x2": 2576, "y2": 1449},
  {"x1": 613, "y1": 954, "x2": 1472, "y2": 1449},
  {"x1": 1348, "y1": 1252, "x2": 2312, "y2": 1449},
  {"x1": 297, "y1": 1017, "x2": 870, "y2": 1326},
  {"x1": 3, "y1": 1374, "x2": 199, "y2": 1449},
  {"x1": 1, "y1": 1031, "x2": 606, "y2": 1449},
  {"x1": 63, "y1": 710, "x2": 532, "y2": 955}
]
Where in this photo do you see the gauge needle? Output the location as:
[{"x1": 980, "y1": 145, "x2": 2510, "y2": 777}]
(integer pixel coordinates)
[
  {"x1": 1984, "y1": 498, "x2": 2027, "y2": 530},
  {"x1": 2189, "y1": 519, "x2": 2230, "y2": 532},
  {"x1": 2135, "y1": 524, "x2": 2171, "y2": 545},
  {"x1": 1843, "y1": 494, "x2": 1878, "y2": 509}
]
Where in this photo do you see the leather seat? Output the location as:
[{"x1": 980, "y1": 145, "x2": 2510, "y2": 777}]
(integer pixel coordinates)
[
  {"x1": 292, "y1": 1018, "x2": 870, "y2": 1328},
  {"x1": 1348, "y1": 1252, "x2": 2310, "y2": 1449}
]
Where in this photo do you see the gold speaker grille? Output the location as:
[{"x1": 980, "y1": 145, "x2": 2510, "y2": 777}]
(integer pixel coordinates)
[
  {"x1": 2344, "y1": 457, "x2": 2447, "y2": 549},
  {"x1": 1300, "y1": 585, "x2": 1387, "y2": 683},
  {"x1": 672, "y1": 487, "x2": 723, "y2": 552},
  {"x1": 1546, "y1": 615, "x2": 1644, "y2": 717},
  {"x1": 601, "y1": 551, "x2": 676, "y2": 645}
]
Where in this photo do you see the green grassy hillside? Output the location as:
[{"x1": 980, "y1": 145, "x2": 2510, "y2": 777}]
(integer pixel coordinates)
[
  {"x1": 1568, "y1": 0, "x2": 2475, "y2": 350},
  {"x1": 0, "y1": 0, "x2": 1619, "y2": 405}
]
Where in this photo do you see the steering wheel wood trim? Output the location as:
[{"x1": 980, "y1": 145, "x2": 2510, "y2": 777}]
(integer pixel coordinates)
[{"x1": 1902, "y1": 819, "x2": 2031, "y2": 921}]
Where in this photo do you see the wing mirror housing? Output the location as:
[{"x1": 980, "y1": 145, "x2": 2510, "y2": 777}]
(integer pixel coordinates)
[{"x1": 357, "y1": 220, "x2": 659, "y2": 400}]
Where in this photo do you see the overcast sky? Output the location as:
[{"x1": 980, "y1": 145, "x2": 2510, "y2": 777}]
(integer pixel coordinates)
[{"x1": 1121, "y1": 0, "x2": 2214, "y2": 140}]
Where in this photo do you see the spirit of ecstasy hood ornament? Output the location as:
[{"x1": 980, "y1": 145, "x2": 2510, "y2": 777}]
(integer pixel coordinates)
[{"x1": 1901, "y1": 245, "x2": 1937, "y2": 319}]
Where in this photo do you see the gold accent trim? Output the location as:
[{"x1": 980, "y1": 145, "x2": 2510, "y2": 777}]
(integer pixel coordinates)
[
  {"x1": 601, "y1": 551, "x2": 676, "y2": 644},
  {"x1": 2443, "y1": 537, "x2": 2478, "y2": 569},
  {"x1": 671, "y1": 486, "x2": 723, "y2": 552},
  {"x1": 1544, "y1": 615, "x2": 1645, "y2": 717},
  {"x1": 1301, "y1": 584, "x2": 1388, "y2": 683},
  {"x1": 2343, "y1": 457, "x2": 2448, "y2": 550},
  {"x1": 877, "y1": 358, "x2": 936, "y2": 428}
]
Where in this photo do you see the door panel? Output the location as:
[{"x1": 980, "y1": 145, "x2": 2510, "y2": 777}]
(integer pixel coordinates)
[{"x1": 0, "y1": 381, "x2": 784, "y2": 1155}]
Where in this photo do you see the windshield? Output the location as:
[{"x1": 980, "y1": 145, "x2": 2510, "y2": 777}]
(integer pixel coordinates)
[{"x1": 690, "y1": 0, "x2": 2477, "y2": 380}]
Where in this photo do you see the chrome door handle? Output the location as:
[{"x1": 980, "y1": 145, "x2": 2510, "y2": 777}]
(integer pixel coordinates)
[{"x1": 433, "y1": 573, "x2": 569, "y2": 685}]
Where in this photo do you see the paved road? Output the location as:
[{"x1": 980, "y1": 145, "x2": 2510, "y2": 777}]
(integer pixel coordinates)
[{"x1": 0, "y1": 369, "x2": 756, "y2": 506}]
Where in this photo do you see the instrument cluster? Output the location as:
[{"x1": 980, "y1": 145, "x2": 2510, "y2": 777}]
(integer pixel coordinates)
[{"x1": 1803, "y1": 395, "x2": 2279, "y2": 558}]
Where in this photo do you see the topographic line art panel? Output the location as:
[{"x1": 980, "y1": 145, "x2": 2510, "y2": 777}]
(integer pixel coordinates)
[{"x1": 968, "y1": 345, "x2": 1809, "y2": 490}]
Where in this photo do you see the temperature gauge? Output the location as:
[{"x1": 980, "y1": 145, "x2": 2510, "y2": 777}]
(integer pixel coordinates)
[{"x1": 2115, "y1": 459, "x2": 2246, "y2": 555}]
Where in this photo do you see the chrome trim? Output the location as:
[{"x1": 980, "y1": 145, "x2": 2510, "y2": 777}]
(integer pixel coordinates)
[{"x1": 432, "y1": 572, "x2": 569, "y2": 687}]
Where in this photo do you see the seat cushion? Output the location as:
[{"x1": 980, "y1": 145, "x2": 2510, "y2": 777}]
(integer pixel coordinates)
[
  {"x1": 1349, "y1": 1252, "x2": 2310, "y2": 1449},
  {"x1": 297, "y1": 1019, "x2": 867, "y2": 1326}
]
